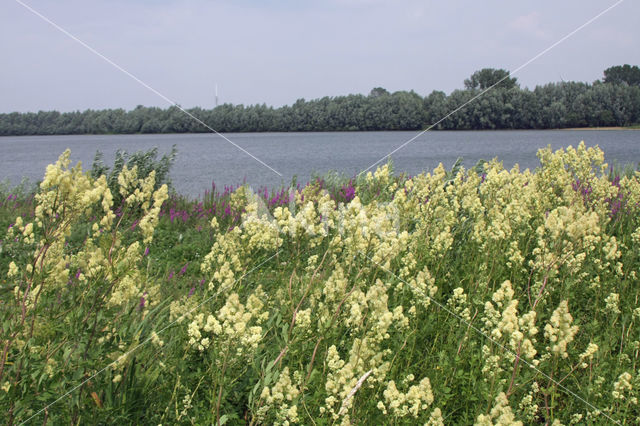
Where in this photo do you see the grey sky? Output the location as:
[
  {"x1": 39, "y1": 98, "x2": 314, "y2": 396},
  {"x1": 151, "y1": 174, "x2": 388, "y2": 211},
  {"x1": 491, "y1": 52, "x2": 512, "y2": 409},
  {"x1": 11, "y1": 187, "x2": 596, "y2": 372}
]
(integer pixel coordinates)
[{"x1": 1, "y1": 0, "x2": 638, "y2": 113}]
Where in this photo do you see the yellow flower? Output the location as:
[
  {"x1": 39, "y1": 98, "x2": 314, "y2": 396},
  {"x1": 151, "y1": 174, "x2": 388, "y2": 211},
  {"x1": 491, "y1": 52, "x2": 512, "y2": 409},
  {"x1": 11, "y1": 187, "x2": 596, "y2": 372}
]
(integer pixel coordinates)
[
  {"x1": 7, "y1": 261, "x2": 19, "y2": 278},
  {"x1": 544, "y1": 300, "x2": 578, "y2": 359}
]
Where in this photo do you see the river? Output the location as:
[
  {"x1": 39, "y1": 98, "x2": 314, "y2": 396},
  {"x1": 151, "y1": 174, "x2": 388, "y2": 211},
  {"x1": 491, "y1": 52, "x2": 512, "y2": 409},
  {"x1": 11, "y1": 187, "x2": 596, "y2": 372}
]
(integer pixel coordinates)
[{"x1": 1, "y1": 130, "x2": 638, "y2": 197}]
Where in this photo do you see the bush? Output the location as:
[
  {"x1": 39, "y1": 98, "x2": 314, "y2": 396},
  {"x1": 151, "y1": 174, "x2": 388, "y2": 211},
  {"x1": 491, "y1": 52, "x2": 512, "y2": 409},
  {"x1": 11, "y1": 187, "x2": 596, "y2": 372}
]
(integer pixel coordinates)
[{"x1": 90, "y1": 145, "x2": 177, "y2": 204}]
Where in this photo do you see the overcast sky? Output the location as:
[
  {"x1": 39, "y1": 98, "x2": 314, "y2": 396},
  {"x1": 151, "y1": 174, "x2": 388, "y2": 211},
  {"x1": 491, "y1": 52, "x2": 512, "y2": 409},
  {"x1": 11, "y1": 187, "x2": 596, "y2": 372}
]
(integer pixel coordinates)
[{"x1": 1, "y1": 0, "x2": 638, "y2": 113}]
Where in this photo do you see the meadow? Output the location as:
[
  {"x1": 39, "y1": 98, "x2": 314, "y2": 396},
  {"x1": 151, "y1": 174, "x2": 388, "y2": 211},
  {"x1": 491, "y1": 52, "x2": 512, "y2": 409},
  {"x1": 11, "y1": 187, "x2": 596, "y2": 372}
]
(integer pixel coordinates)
[{"x1": 1, "y1": 142, "x2": 639, "y2": 424}]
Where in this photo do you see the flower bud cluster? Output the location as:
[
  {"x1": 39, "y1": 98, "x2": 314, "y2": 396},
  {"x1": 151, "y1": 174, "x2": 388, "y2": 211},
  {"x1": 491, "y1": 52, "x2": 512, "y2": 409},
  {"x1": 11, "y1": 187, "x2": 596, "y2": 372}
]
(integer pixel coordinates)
[
  {"x1": 475, "y1": 392, "x2": 523, "y2": 425},
  {"x1": 378, "y1": 376, "x2": 434, "y2": 418},
  {"x1": 544, "y1": 300, "x2": 579, "y2": 359}
]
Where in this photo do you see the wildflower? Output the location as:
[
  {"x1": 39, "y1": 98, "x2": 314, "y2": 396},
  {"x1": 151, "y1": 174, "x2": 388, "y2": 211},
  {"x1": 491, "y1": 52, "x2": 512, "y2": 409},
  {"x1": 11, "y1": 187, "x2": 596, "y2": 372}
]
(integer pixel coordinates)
[
  {"x1": 612, "y1": 371, "x2": 633, "y2": 400},
  {"x1": 570, "y1": 414, "x2": 583, "y2": 424},
  {"x1": 481, "y1": 345, "x2": 503, "y2": 382},
  {"x1": 446, "y1": 287, "x2": 471, "y2": 322},
  {"x1": 475, "y1": 392, "x2": 523, "y2": 426},
  {"x1": 579, "y1": 342, "x2": 598, "y2": 368},
  {"x1": 179, "y1": 393, "x2": 193, "y2": 419},
  {"x1": 519, "y1": 393, "x2": 538, "y2": 422},
  {"x1": 150, "y1": 331, "x2": 164, "y2": 347},
  {"x1": 7, "y1": 261, "x2": 19, "y2": 278},
  {"x1": 492, "y1": 280, "x2": 515, "y2": 308},
  {"x1": 381, "y1": 376, "x2": 434, "y2": 418},
  {"x1": 544, "y1": 300, "x2": 578, "y2": 359},
  {"x1": 426, "y1": 408, "x2": 445, "y2": 425},
  {"x1": 604, "y1": 292, "x2": 620, "y2": 315},
  {"x1": 294, "y1": 308, "x2": 311, "y2": 330},
  {"x1": 259, "y1": 367, "x2": 300, "y2": 423}
]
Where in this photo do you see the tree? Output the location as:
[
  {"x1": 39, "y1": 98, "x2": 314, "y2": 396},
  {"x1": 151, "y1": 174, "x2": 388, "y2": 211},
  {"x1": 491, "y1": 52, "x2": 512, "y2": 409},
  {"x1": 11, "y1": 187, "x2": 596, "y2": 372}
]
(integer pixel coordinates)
[
  {"x1": 603, "y1": 64, "x2": 640, "y2": 87},
  {"x1": 464, "y1": 68, "x2": 518, "y2": 91},
  {"x1": 423, "y1": 90, "x2": 448, "y2": 128},
  {"x1": 369, "y1": 87, "x2": 390, "y2": 98}
]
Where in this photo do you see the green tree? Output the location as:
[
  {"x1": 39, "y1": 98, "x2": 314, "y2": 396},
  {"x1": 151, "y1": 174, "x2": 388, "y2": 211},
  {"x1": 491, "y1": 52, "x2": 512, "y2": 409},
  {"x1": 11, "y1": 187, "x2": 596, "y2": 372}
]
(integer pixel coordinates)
[
  {"x1": 369, "y1": 87, "x2": 390, "y2": 98},
  {"x1": 603, "y1": 64, "x2": 640, "y2": 86},
  {"x1": 423, "y1": 90, "x2": 448, "y2": 129},
  {"x1": 464, "y1": 68, "x2": 518, "y2": 91}
]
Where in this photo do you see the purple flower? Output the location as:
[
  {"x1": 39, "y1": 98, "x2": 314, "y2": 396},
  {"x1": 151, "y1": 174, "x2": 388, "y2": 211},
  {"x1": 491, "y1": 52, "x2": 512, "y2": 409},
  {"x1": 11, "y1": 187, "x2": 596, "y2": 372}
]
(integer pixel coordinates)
[
  {"x1": 179, "y1": 262, "x2": 189, "y2": 276},
  {"x1": 611, "y1": 175, "x2": 621, "y2": 188},
  {"x1": 144, "y1": 246, "x2": 150, "y2": 256},
  {"x1": 340, "y1": 182, "x2": 356, "y2": 202},
  {"x1": 188, "y1": 286, "x2": 195, "y2": 298},
  {"x1": 168, "y1": 270, "x2": 174, "y2": 281}
]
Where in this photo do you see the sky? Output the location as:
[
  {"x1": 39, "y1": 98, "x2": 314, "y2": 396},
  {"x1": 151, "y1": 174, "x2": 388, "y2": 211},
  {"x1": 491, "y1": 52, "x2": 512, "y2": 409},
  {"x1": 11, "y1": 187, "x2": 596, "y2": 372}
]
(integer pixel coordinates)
[{"x1": 1, "y1": 0, "x2": 638, "y2": 113}]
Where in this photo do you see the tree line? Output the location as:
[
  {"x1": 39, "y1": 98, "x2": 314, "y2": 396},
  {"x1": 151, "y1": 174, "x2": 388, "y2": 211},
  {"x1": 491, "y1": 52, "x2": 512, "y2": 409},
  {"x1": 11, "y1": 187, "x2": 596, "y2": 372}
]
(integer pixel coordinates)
[{"x1": 1, "y1": 65, "x2": 639, "y2": 136}]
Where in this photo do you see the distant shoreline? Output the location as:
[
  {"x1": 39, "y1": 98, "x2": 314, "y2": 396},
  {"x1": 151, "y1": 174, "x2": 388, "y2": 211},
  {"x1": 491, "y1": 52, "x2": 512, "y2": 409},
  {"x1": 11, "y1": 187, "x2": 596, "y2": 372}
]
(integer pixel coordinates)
[
  {"x1": 561, "y1": 126, "x2": 640, "y2": 131},
  {"x1": 1, "y1": 127, "x2": 640, "y2": 138}
]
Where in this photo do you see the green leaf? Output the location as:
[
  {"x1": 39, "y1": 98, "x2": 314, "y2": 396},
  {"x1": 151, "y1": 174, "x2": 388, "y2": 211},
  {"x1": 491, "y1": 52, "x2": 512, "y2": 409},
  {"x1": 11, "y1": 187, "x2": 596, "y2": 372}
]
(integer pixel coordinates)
[{"x1": 73, "y1": 369, "x2": 84, "y2": 381}]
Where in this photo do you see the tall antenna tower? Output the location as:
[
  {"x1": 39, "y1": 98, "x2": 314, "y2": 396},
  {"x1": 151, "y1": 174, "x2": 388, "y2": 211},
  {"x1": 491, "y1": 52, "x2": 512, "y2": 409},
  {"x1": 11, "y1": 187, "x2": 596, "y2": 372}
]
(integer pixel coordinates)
[{"x1": 215, "y1": 84, "x2": 219, "y2": 107}]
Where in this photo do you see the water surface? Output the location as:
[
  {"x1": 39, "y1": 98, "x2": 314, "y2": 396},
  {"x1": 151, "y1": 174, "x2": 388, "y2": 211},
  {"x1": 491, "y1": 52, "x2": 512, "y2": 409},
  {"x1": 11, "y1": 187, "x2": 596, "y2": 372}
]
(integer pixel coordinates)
[{"x1": 1, "y1": 130, "x2": 638, "y2": 197}]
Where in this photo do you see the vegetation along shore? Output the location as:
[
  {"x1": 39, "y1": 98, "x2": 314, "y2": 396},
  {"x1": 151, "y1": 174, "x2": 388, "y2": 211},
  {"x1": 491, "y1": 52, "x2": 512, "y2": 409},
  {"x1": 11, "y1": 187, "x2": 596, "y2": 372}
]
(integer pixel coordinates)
[
  {"x1": 1, "y1": 142, "x2": 639, "y2": 424},
  {"x1": 1, "y1": 65, "x2": 639, "y2": 136}
]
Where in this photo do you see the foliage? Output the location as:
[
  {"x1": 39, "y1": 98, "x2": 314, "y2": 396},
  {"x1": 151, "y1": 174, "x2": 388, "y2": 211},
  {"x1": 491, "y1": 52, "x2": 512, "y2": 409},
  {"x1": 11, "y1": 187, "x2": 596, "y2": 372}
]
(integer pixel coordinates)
[
  {"x1": 463, "y1": 68, "x2": 519, "y2": 91},
  {"x1": 1, "y1": 66, "x2": 639, "y2": 135},
  {"x1": 1, "y1": 144, "x2": 640, "y2": 424},
  {"x1": 89, "y1": 145, "x2": 177, "y2": 205},
  {"x1": 604, "y1": 64, "x2": 640, "y2": 87}
]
